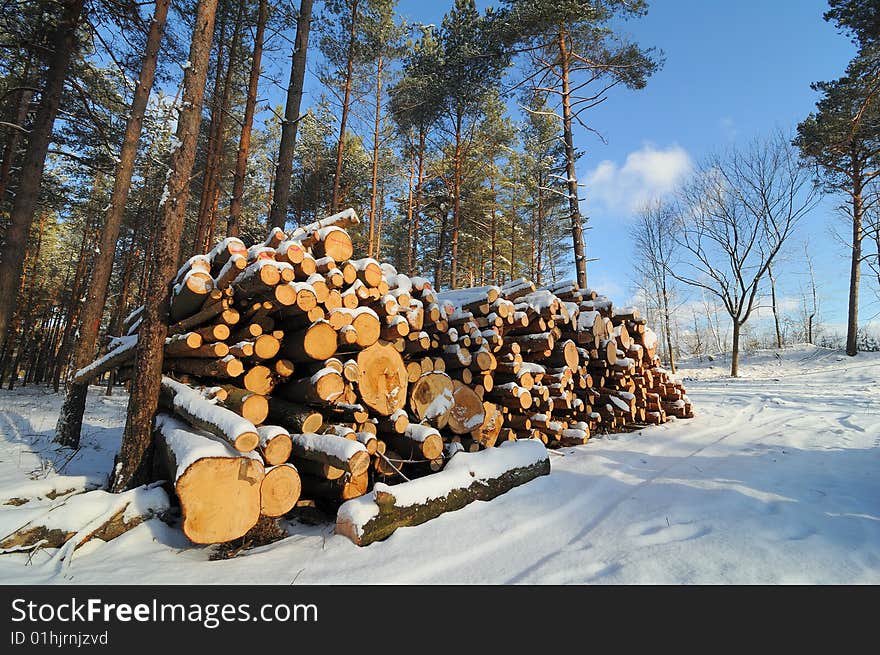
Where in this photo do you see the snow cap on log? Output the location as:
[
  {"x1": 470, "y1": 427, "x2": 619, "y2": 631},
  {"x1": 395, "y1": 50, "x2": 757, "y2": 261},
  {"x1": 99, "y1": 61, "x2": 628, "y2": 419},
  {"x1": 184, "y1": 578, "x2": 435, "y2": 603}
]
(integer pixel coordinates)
[{"x1": 336, "y1": 439, "x2": 550, "y2": 545}]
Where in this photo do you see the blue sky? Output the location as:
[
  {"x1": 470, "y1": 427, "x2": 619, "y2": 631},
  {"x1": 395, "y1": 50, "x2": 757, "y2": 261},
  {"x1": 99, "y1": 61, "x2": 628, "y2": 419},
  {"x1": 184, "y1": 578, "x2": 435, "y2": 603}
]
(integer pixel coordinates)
[{"x1": 290, "y1": 0, "x2": 869, "y2": 335}]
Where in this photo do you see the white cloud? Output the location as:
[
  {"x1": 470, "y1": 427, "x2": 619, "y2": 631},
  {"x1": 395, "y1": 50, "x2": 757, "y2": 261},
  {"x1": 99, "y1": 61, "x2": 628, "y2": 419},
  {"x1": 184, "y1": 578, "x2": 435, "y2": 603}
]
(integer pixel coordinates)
[{"x1": 583, "y1": 144, "x2": 693, "y2": 214}]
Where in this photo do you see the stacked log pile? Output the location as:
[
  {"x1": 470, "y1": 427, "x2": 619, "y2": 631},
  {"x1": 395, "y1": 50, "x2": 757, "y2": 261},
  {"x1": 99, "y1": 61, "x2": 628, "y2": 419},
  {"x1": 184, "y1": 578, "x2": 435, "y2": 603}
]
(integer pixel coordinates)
[{"x1": 76, "y1": 208, "x2": 692, "y2": 545}]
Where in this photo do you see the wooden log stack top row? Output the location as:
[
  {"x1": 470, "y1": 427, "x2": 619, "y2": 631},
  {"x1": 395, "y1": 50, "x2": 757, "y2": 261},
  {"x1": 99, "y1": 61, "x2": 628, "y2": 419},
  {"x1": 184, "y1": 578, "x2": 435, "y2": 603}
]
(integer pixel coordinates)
[{"x1": 79, "y1": 208, "x2": 693, "y2": 545}]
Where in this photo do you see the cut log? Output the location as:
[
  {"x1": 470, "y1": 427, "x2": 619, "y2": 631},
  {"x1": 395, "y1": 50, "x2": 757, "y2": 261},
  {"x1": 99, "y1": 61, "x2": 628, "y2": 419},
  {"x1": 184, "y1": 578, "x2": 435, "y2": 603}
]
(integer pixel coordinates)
[
  {"x1": 336, "y1": 440, "x2": 550, "y2": 546},
  {"x1": 164, "y1": 332, "x2": 203, "y2": 357},
  {"x1": 279, "y1": 319, "x2": 337, "y2": 362},
  {"x1": 447, "y1": 380, "x2": 486, "y2": 434},
  {"x1": 260, "y1": 464, "x2": 301, "y2": 517},
  {"x1": 170, "y1": 270, "x2": 215, "y2": 323},
  {"x1": 220, "y1": 385, "x2": 269, "y2": 425},
  {"x1": 242, "y1": 365, "x2": 275, "y2": 395},
  {"x1": 159, "y1": 377, "x2": 259, "y2": 452},
  {"x1": 384, "y1": 423, "x2": 443, "y2": 460},
  {"x1": 377, "y1": 409, "x2": 409, "y2": 434},
  {"x1": 252, "y1": 334, "x2": 281, "y2": 360},
  {"x1": 194, "y1": 323, "x2": 231, "y2": 342},
  {"x1": 289, "y1": 432, "x2": 370, "y2": 476},
  {"x1": 154, "y1": 414, "x2": 264, "y2": 544},
  {"x1": 163, "y1": 355, "x2": 244, "y2": 379},
  {"x1": 215, "y1": 253, "x2": 247, "y2": 290},
  {"x1": 408, "y1": 372, "x2": 454, "y2": 429},
  {"x1": 266, "y1": 397, "x2": 323, "y2": 434},
  {"x1": 473, "y1": 401, "x2": 504, "y2": 448},
  {"x1": 257, "y1": 425, "x2": 293, "y2": 465},
  {"x1": 275, "y1": 367, "x2": 345, "y2": 404},
  {"x1": 209, "y1": 237, "x2": 249, "y2": 274},
  {"x1": 300, "y1": 470, "x2": 369, "y2": 501},
  {"x1": 72, "y1": 337, "x2": 138, "y2": 384},
  {"x1": 356, "y1": 342, "x2": 408, "y2": 416}
]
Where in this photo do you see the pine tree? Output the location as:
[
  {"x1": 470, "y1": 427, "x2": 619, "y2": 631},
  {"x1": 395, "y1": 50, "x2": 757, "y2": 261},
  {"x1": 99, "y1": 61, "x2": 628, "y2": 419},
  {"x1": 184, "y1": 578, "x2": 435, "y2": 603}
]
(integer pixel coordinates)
[{"x1": 500, "y1": 0, "x2": 660, "y2": 288}]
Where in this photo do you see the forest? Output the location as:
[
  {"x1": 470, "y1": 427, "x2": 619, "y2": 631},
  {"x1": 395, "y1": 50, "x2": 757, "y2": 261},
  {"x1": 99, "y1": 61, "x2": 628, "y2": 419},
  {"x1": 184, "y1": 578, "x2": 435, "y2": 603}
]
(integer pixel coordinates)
[{"x1": 0, "y1": 0, "x2": 878, "y2": 494}]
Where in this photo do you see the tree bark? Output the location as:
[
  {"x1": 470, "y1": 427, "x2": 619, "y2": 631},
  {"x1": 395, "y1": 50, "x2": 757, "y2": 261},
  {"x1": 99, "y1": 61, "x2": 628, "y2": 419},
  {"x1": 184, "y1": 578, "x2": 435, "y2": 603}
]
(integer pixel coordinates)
[
  {"x1": 557, "y1": 27, "x2": 587, "y2": 289},
  {"x1": 768, "y1": 263, "x2": 782, "y2": 349},
  {"x1": 330, "y1": 0, "x2": 359, "y2": 213},
  {"x1": 846, "y1": 178, "x2": 863, "y2": 356},
  {"x1": 730, "y1": 320, "x2": 741, "y2": 377},
  {"x1": 405, "y1": 131, "x2": 415, "y2": 274},
  {"x1": 269, "y1": 0, "x2": 313, "y2": 229},
  {"x1": 196, "y1": 1, "x2": 243, "y2": 254},
  {"x1": 55, "y1": 0, "x2": 171, "y2": 448},
  {"x1": 0, "y1": 0, "x2": 85, "y2": 352},
  {"x1": 368, "y1": 54, "x2": 384, "y2": 257},
  {"x1": 0, "y1": 58, "x2": 35, "y2": 204},
  {"x1": 450, "y1": 112, "x2": 462, "y2": 287},
  {"x1": 112, "y1": 0, "x2": 219, "y2": 492},
  {"x1": 228, "y1": 0, "x2": 268, "y2": 237},
  {"x1": 410, "y1": 127, "x2": 426, "y2": 276},
  {"x1": 336, "y1": 442, "x2": 550, "y2": 546},
  {"x1": 661, "y1": 278, "x2": 676, "y2": 374}
]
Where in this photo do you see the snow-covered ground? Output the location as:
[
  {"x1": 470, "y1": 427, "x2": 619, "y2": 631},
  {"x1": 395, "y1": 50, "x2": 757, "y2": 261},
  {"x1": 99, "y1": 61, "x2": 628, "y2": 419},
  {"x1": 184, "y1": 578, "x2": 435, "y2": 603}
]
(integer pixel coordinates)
[{"x1": 0, "y1": 343, "x2": 877, "y2": 584}]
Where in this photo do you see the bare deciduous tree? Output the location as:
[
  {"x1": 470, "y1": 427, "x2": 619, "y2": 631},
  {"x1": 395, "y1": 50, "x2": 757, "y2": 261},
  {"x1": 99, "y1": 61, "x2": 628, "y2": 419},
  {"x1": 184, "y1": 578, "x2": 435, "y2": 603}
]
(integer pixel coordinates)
[
  {"x1": 631, "y1": 200, "x2": 679, "y2": 373},
  {"x1": 672, "y1": 134, "x2": 819, "y2": 376}
]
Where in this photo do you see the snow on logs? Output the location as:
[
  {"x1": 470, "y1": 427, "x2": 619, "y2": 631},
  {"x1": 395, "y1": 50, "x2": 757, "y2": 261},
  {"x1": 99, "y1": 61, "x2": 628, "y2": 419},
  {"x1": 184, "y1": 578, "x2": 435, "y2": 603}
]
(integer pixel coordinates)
[
  {"x1": 153, "y1": 414, "x2": 264, "y2": 544},
  {"x1": 336, "y1": 439, "x2": 550, "y2": 546},
  {"x1": 77, "y1": 207, "x2": 692, "y2": 546}
]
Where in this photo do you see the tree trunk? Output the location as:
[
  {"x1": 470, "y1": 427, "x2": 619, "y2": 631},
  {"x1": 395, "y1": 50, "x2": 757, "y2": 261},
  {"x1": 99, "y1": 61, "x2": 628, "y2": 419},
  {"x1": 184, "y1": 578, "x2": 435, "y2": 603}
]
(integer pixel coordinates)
[
  {"x1": 433, "y1": 210, "x2": 448, "y2": 289},
  {"x1": 661, "y1": 278, "x2": 676, "y2": 374},
  {"x1": 557, "y1": 27, "x2": 587, "y2": 289},
  {"x1": 410, "y1": 126, "x2": 426, "y2": 276},
  {"x1": 52, "y1": 186, "x2": 102, "y2": 392},
  {"x1": 730, "y1": 320, "x2": 741, "y2": 377},
  {"x1": 536, "y1": 171, "x2": 544, "y2": 285},
  {"x1": 268, "y1": 0, "x2": 313, "y2": 229},
  {"x1": 228, "y1": 0, "x2": 268, "y2": 237},
  {"x1": 0, "y1": 0, "x2": 85, "y2": 352},
  {"x1": 768, "y1": 263, "x2": 782, "y2": 349},
  {"x1": 450, "y1": 113, "x2": 463, "y2": 288},
  {"x1": 490, "y1": 175, "x2": 497, "y2": 282},
  {"x1": 55, "y1": 0, "x2": 171, "y2": 448},
  {"x1": 846, "y1": 180, "x2": 863, "y2": 356},
  {"x1": 195, "y1": 1, "x2": 243, "y2": 254},
  {"x1": 112, "y1": 0, "x2": 219, "y2": 492},
  {"x1": 331, "y1": 0, "x2": 359, "y2": 213},
  {"x1": 0, "y1": 58, "x2": 35, "y2": 204},
  {"x1": 105, "y1": 239, "x2": 138, "y2": 396},
  {"x1": 405, "y1": 131, "x2": 415, "y2": 274},
  {"x1": 368, "y1": 54, "x2": 384, "y2": 257}
]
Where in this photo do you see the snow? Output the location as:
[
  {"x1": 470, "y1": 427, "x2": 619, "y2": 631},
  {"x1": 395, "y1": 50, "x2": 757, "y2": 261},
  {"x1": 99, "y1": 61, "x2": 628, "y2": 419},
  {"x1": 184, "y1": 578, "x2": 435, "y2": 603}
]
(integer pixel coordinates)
[
  {"x1": 73, "y1": 336, "x2": 137, "y2": 381},
  {"x1": 436, "y1": 286, "x2": 501, "y2": 309},
  {"x1": 173, "y1": 254, "x2": 210, "y2": 285},
  {"x1": 207, "y1": 237, "x2": 246, "y2": 262},
  {"x1": 231, "y1": 258, "x2": 279, "y2": 287},
  {"x1": 0, "y1": 345, "x2": 878, "y2": 583},
  {"x1": 290, "y1": 208, "x2": 359, "y2": 240},
  {"x1": 403, "y1": 423, "x2": 441, "y2": 445},
  {"x1": 214, "y1": 253, "x2": 246, "y2": 286},
  {"x1": 161, "y1": 378, "x2": 257, "y2": 450},
  {"x1": 257, "y1": 425, "x2": 289, "y2": 448},
  {"x1": 156, "y1": 414, "x2": 244, "y2": 481},
  {"x1": 338, "y1": 440, "x2": 549, "y2": 535},
  {"x1": 291, "y1": 433, "x2": 366, "y2": 462},
  {"x1": 519, "y1": 290, "x2": 558, "y2": 312},
  {"x1": 422, "y1": 385, "x2": 453, "y2": 419}
]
